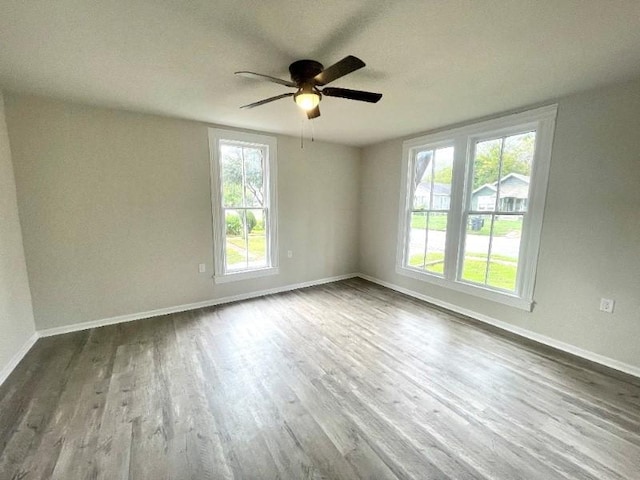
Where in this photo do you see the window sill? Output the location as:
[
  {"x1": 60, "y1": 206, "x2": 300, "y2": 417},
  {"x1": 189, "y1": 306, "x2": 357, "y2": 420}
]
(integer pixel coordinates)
[
  {"x1": 214, "y1": 266, "x2": 279, "y2": 284},
  {"x1": 395, "y1": 265, "x2": 533, "y2": 311}
]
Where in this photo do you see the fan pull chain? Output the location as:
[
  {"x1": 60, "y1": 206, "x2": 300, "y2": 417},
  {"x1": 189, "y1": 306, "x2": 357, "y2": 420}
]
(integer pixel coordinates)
[{"x1": 299, "y1": 118, "x2": 316, "y2": 149}]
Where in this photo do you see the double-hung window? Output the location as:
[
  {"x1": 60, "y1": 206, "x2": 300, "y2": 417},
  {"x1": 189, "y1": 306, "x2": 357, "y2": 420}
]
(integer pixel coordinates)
[
  {"x1": 209, "y1": 128, "x2": 278, "y2": 283},
  {"x1": 397, "y1": 106, "x2": 557, "y2": 310}
]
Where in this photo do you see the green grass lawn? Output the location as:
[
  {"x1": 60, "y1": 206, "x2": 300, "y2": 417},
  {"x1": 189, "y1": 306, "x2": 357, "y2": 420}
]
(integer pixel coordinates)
[
  {"x1": 408, "y1": 251, "x2": 517, "y2": 291},
  {"x1": 411, "y1": 213, "x2": 522, "y2": 237},
  {"x1": 460, "y1": 258, "x2": 517, "y2": 291},
  {"x1": 226, "y1": 234, "x2": 266, "y2": 267},
  {"x1": 408, "y1": 252, "x2": 445, "y2": 274},
  {"x1": 411, "y1": 213, "x2": 448, "y2": 230},
  {"x1": 228, "y1": 235, "x2": 266, "y2": 254},
  {"x1": 225, "y1": 247, "x2": 244, "y2": 265}
]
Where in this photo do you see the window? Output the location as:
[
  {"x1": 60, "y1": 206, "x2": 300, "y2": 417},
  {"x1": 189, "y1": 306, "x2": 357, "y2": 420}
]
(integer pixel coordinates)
[
  {"x1": 397, "y1": 106, "x2": 557, "y2": 310},
  {"x1": 209, "y1": 129, "x2": 278, "y2": 283}
]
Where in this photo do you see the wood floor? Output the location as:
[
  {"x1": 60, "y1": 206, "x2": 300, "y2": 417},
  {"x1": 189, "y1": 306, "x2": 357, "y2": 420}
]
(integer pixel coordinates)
[{"x1": 1, "y1": 279, "x2": 639, "y2": 479}]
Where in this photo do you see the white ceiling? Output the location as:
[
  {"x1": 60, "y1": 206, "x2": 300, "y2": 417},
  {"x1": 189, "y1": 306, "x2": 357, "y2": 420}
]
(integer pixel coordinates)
[{"x1": 1, "y1": 0, "x2": 640, "y2": 146}]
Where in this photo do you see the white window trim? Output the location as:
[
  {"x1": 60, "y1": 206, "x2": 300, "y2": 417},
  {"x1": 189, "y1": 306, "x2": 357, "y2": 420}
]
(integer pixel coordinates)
[
  {"x1": 208, "y1": 128, "x2": 279, "y2": 284},
  {"x1": 396, "y1": 105, "x2": 557, "y2": 311}
]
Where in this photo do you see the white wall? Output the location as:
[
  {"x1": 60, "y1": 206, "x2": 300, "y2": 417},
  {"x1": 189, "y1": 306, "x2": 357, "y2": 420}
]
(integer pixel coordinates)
[
  {"x1": 359, "y1": 78, "x2": 640, "y2": 370},
  {"x1": 5, "y1": 94, "x2": 360, "y2": 331},
  {"x1": 0, "y1": 92, "x2": 36, "y2": 381}
]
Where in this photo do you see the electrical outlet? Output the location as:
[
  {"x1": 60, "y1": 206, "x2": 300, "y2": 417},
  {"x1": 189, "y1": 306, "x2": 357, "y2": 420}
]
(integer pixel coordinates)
[
  {"x1": 198, "y1": 263, "x2": 206, "y2": 273},
  {"x1": 287, "y1": 250, "x2": 293, "y2": 258},
  {"x1": 599, "y1": 298, "x2": 615, "y2": 313}
]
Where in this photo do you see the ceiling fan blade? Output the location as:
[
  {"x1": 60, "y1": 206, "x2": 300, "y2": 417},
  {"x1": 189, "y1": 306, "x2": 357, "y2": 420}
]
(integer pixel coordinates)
[
  {"x1": 307, "y1": 106, "x2": 321, "y2": 119},
  {"x1": 322, "y1": 87, "x2": 382, "y2": 103},
  {"x1": 313, "y1": 55, "x2": 365, "y2": 86},
  {"x1": 235, "y1": 71, "x2": 297, "y2": 88},
  {"x1": 240, "y1": 92, "x2": 294, "y2": 109}
]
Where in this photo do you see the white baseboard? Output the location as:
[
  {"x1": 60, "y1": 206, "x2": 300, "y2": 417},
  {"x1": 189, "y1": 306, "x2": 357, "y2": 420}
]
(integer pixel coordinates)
[
  {"x1": 0, "y1": 331, "x2": 39, "y2": 386},
  {"x1": 9, "y1": 272, "x2": 637, "y2": 386},
  {"x1": 38, "y1": 273, "x2": 359, "y2": 338},
  {"x1": 357, "y1": 273, "x2": 640, "y2": 379}
]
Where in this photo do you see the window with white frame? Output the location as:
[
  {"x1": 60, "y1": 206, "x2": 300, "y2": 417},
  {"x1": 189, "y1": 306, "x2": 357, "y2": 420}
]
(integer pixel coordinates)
[
  {"x1": 397, "y1": 106, "x2": 557, "y2": 310},
  {"x1": 209, "y1": 129, "x2": 278, "y2": 283}
]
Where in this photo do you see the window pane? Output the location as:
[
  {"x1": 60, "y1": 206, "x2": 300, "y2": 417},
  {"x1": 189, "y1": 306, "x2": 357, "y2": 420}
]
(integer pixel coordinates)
[
  {"x1": 247, "y1": 209, "x2": 267, "y2": 269},
  {"x1": 406, "y1": 212, "x2": 447, "y2": 274},
  {"x1": 487, "y1": 215, "x2": 523, "y2": 291},
  {"x1": 221, "y1": 145, "x2": 244, "y2": 207},
  {"x1": 470, "y1": 138, "x2": 501, "y2": 212},
  {"x1": 407, "y1": 212, "x2": 427, "y2": 268},
  {"x1": 425, "y1": 212, "x2": 447, "y2": 275},
  {"x1": 431, "y1": 147, "x2": 454, "y2": 211},
  {"x1": 461, "y1": 214, "x2": 492, "y2": 284},
  {"x1": 225, "y1": 209, "x2": 247, "y2": 271},
  {"x1": 461, "y1": 214, "x2": 522, "y2": 291},
  {"x1": 412, "y1": 147, "x2": 453, "y2": 211},
  {"x1": 243, "y1": 147, "x2": 265, "y2": 207},
  {"x1": 413, "y1": 150, "x2": 433, "y2": 209},
  {"x1": 498, "y1": 132, "x2": 535, "y2": 213}
]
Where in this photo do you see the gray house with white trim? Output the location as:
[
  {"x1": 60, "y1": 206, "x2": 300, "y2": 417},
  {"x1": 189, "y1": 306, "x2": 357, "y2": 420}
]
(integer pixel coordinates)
[{"x1": 471, "y1": 173, "x2": 530, "y2": 212}]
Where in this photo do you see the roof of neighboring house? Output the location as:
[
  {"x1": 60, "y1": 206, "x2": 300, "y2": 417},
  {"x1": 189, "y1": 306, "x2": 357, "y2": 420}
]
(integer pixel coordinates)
[
  {"x1": 472, "y1": 184, "x2": 497, "y2": 195},
  {"x1": 506, "y1": 173, "x2": 530, "y2": 183},
  {"x1": 499, "y1": 174, "x2": 530, "y2": 199},
  {"x1": 415, "y1": 182, "x2": 451, "y2": 197},
  {"x1": 472, "y1": 173, "x2": 530, "y2": 199}
]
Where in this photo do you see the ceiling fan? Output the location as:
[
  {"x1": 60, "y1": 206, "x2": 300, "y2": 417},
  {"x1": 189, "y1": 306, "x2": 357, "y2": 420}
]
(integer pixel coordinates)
[{"x1": 235, "y1": 55, "x2": 382, "y2": 119}]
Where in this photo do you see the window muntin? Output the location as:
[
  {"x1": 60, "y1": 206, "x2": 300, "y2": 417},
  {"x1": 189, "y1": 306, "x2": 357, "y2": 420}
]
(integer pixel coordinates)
[
  {"x1": 209, "y1": 129, "x2": 278, "y2": 282},
  {"x1": 397, "y1": 106, "x2": 557, "y2": 310}
]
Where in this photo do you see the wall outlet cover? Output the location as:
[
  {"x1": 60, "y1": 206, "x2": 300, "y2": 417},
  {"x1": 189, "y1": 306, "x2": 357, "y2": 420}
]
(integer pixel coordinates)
[{"x1": 599, "y1": 298, "x2": 615, "y2": 313}]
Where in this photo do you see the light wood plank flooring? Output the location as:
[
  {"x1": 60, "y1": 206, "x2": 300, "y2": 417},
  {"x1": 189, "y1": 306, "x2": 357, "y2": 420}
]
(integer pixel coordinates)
[{"x1": 1, "y1": 279, "x2": 639, "y2": 479}]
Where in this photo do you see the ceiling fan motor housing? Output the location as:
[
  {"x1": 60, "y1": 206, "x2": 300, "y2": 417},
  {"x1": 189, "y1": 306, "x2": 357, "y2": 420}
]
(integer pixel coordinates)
[{"x1": 288, "y1": 60, "x2": 324, "y2": 85}]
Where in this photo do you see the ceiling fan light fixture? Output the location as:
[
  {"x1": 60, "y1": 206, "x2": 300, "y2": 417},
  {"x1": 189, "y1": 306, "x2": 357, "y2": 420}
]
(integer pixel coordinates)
[{"x1": 294, "y1": 88, "x2": 320, "y2": 111}]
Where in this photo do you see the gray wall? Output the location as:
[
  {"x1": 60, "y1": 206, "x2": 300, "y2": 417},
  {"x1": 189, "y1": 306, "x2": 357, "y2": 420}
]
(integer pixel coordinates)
[
  {"x1": 359, "y1": 78, "x2": 640, "y2": 369},
  {"x1": 5, "y1": 94, "x2": 360, "y2": 331},
  {"x1": 0, "y1": 93, "x2": 36, "y2": 376},
  {"x1": 5, "y1": 78, "x2": 640, "y2": 373}
]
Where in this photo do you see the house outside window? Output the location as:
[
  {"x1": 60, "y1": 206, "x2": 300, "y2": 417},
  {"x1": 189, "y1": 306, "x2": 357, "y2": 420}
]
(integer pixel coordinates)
[
  {"x1": 396, "y1": 106, "x2": 557, "y2": 310},
  {"x1": 471, "y1": 173, "x2": 530, "y2": 213},
  {"x1": 209, "y1": 128, "x2": 278, "y2": 283}
]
